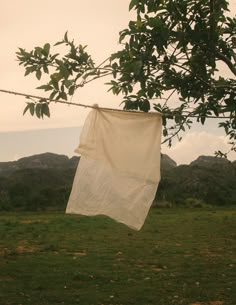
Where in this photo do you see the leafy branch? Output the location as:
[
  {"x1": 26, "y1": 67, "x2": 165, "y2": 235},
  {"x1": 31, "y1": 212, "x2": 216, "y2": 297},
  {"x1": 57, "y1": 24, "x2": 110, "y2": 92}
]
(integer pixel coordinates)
[
  {"x1": 16, "y1": 32, "x2": 113, "y2": 104},
  {"x1": 15, "y1": 1, "x2": 236, "y2": 157}
]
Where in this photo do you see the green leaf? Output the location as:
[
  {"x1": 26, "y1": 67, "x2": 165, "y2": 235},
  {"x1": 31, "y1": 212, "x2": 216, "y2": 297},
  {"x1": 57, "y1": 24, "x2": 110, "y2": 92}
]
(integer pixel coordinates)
[
  {"x1": 49, "y1": 91, "x2": 57, "y2": 100},
  {"x1": 64, "y1": 79, "x2": 73, "y2": 88},
  {"x1": 43, "y1": 65, "x2": 49, "y2": 74},
  {"x1": 139, "y1": 99, "x2": 150, "y2": 112},
  {"x1": 175, "y1": 115, "x2": 184, "y2": 124},
  {"x1": 23, "y1": 103, "x2": 31, "y2": 116},
  {"x1": 50, "y1": 53, "x2": 59, "y2": 61},
  {"x1": 64, "y1": 31, "x2": 69, "y2": 43},
  {"x1": 43, "y1": 43, "x2": 50, "y2": 56},
  {"x1": 29, "y1": 103, "x2": 35, "y2": 116},
  {"x1": 132, "y1": 60, "x2": 143, "y2": 76},
  {"x1": 42, "y1": 103, "x2": 50, "y2": 118},
  {"x1": 136, "y1": 15, "x2": 142, "y2": 28},
  {"x1": 147, "y1": 17, "x2": 161, "y2": 28},
  {"x1": 50, "y1": 78, "x2": 59, "y2": 90},
  {"x1": 59, "y1": 92, "x2": 67, "y2": 100},
  {"x1": 129, "y1": 0, "x2": 139, "y2": 11},
  {"x1": 56, "y1": 61, "x2": 70, "y2": 79},
  {"x1": 68, "y1": 85, "x2": 75, "y2": 96},
  {"x1": 153, "y1": 103, "x2": 162, "y2": 112},
  {"x1": 51, "y1": 72, "x2": 63, "y2": 82},
  {"x1": 119, "y1": 30, "x2": 128, "y2": 43},
  {"x1": 24, "y1": 67, "x2": 32, "y2": 77},
  {"x1": 200, "y1": 116, "x2": 206, "y2": 125},
  {"x1": 54, "y1": 41, "x2": 64, "y2": 46},
  {"x1": 34, "y1": 47, "x2": 43, "y2": 56},
  {"x1": 163, "y1": 128, "x2": 168, "y2": 136},
  {"x1": 162, "y1": 116, "x2": 167, "y2": 127},
  {"x1": 35, "y1": 103, "x2": 42, "y2": 118},
  {"x1": 36, "y1": 69, "x2": 42, "y2": 80},
  {"x1": 37, "y1": 84, "x2": 53, "y2": 91}
]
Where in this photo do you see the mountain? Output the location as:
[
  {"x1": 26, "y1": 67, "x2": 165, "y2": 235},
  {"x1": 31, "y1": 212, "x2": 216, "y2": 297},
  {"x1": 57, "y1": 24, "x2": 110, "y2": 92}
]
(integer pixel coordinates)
[
  {"x1": 157, "y1": 155, "x2": 236, "y2": 206},
  {"x1": 0, "y1": 153, "x2": 235, "y2": 211},
  {"x1": 190, "y1": 155, "x2": 232, "y2": 168},
  {"x1": 0, "y1": 152, "x2": 175, "y2": 172},
  {"x1": 161, "y1": 154, "x2": 177, "y2": 172},
  {"x1": 0, "y1": 153, "x2": 80, "y2": 211},
  {"x1": 0, "y1": 152, "x2": 79, "y2": 174}
]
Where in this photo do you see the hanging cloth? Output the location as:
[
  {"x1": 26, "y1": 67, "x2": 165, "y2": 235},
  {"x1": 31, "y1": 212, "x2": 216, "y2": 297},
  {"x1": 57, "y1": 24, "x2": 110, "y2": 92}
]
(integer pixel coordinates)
[{"x1": 66, "y1": 108, "x2": 162, "y2": 230}]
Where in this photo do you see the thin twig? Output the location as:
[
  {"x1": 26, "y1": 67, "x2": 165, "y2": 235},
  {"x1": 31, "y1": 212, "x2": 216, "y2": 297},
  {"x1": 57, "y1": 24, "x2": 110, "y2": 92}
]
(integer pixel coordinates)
[
  {"x1": 162, "y1": 89, "x2": 177, "y2": 107},
  {"x1": 78, "y1": 71, "x2": 112, "y2": 87}
]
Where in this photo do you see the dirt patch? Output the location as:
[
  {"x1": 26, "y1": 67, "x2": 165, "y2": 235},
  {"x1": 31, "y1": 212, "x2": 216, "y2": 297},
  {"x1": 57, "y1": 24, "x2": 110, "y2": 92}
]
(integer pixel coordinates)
[
  {"x1": 0, "y1": 248, "x2": 12, "y2": 256},
  {"x1": 189, "y1": 301, "x2": 224, "y2": 305},
  {"x1": 151, "y1": 264, "x2": 167, "y2": 271},
  {"x1": 16, "y1": 246, "x2": 40, "y2": 253},
  {"x1": 71, "y1": 251, "x2": 87, "y2": 257},
  {"x1": 19, "y1": 219, "x2": 49, "y2": 224},
  {"x1": 0, "y1": 276, "x2": 15, "y2": 282},
  {"x1": 200, "y1": 249, "x2": 224, "y2": 258},
  {"x1": 152, "y1": 267, "x2": 163, "y2": 272},
  {"x1": 0, "y1": 246, "x2": 40, "y2": 256}
]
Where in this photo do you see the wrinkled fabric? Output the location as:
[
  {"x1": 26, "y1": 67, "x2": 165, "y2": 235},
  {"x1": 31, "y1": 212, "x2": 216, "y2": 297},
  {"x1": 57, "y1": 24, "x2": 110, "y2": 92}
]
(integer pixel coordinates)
[{"x1": 66, "y1": 108, "x2": 162, "y2": 230}]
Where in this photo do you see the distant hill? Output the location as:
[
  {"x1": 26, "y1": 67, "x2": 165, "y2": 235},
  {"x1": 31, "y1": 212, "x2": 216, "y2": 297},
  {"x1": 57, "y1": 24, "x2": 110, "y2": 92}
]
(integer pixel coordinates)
[
  {"x1": 157, "y1": 155, "x2": 236, "y2": 206},
  {"x1": 0, "y1": 153, "x2": 80, "y2": 211},
  {"x1": 0, "y1": 152, "x2": 174, "y2": 172},
  {"x1": 0, "y1": 153, "x2": 235, "y2": 211},
  {"x1": 0, "y1": 152, "x2": 79, "y2": 174},
  {"x1": 161, "y1": 154, "x2": 177, "y2": 172}
]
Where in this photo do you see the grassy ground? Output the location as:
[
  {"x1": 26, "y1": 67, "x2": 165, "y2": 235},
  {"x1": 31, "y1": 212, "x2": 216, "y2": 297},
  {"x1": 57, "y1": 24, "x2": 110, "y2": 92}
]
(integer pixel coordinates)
[{"x1": 0, "y1": 208, "x2": 235, "y2": 305}]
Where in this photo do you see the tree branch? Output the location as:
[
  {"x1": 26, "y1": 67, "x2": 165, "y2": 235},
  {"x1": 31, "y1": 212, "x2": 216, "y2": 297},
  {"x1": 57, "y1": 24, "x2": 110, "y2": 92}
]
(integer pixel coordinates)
[
  {"x1": 215, "y1": 50, "x2": 236, "y2": 76},
  {"x1": 173, "y1": 63, "x2": 212, "y2": 87}
]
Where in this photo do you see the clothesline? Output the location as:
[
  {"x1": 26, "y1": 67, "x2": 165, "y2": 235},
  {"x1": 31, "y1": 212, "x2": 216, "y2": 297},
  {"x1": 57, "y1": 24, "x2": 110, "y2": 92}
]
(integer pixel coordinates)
[
  {"x1": 0, "y1": 88, "x2": 232, "y2": 119},
  {"x1": 0, "y1": 88, "x2": 152, "y2": 114},
  {"x1": 0, "y1": 88, "x2": 96, "y2": 109}
]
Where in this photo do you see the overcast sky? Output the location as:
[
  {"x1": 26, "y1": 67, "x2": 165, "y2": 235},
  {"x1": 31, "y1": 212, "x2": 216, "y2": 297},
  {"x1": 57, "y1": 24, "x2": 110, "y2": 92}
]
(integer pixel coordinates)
[{"x1": 0, "y1": 0, "x2": 235, "y2": 164}]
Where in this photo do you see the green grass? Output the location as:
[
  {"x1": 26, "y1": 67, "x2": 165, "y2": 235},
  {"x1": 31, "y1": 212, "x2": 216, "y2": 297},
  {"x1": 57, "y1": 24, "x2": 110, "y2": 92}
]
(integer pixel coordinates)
[{"x1": 0, "y1": 208, "x2": 235, "y2": 305}]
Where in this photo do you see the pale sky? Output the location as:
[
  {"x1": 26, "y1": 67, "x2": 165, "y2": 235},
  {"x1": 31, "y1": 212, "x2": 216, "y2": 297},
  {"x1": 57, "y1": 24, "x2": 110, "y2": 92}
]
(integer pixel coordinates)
[{"x1": 0, "y1": 0, "x2": 235, "y2": 164}]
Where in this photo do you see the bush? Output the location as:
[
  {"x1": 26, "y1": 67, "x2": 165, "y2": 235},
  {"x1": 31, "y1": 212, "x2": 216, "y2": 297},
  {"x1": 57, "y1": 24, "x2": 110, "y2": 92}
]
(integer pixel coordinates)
[{"x1": 183, "y1": 198, "x2": 212, "y2": 208}]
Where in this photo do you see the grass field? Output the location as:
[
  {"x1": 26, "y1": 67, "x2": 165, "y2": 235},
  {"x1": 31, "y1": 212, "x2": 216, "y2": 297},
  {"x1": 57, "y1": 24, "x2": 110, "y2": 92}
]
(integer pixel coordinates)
[{"x1": 0, "y1": 208, "x2": 235, "y2": 305}]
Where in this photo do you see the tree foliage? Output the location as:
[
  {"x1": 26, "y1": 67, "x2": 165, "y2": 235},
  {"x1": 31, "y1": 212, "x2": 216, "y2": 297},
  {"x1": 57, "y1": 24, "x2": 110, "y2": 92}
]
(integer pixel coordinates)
[{"x1": 16, "y1": 0, "x2": 236, "y2": 154}]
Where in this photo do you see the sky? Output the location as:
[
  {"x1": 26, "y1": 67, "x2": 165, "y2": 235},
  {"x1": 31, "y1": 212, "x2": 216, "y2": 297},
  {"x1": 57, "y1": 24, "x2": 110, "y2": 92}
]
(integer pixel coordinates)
[{"x1": 0, "y1": 0, "x2": 235, "y2": 164}]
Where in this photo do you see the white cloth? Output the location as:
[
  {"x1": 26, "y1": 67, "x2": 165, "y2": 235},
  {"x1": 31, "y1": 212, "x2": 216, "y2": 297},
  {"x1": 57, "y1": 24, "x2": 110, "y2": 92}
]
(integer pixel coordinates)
[{"x1": 66, "y1": 108, "x2": 162, "y2": 230}]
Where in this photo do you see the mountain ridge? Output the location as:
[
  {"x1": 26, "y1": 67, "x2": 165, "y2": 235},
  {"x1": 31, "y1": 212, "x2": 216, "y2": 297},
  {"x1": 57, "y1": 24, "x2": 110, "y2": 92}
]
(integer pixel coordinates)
[
  {"x1": 0, "y1": 152, "x2": 235, "y2": 211},
  {"x1": 1, "y1": 152, "x2": 235, "y2": 172}
]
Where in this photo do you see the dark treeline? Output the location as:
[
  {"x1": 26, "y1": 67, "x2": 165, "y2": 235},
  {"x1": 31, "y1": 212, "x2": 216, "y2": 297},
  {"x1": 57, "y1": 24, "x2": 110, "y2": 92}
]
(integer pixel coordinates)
[{"x1": 0, "y1": 153, "x2": 235, "y2": 211}]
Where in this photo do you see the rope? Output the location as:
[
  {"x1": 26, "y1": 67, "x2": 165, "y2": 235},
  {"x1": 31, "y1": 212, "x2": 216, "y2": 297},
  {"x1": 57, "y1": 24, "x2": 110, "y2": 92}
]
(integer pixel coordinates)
[
  {"x1": 0, "y1": 88, "x2": 153, "y2": 114},
  {"x1": 0, "y1": 88, "x2": 233, "y2": 118},
  {"x1": 0, "y1": 88, "x2": 94, "y2": 109}
]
